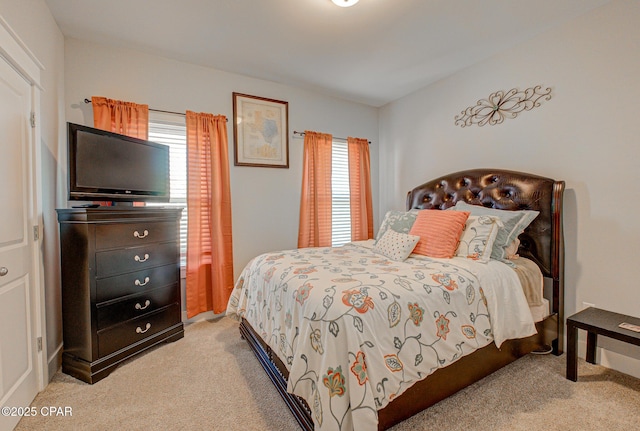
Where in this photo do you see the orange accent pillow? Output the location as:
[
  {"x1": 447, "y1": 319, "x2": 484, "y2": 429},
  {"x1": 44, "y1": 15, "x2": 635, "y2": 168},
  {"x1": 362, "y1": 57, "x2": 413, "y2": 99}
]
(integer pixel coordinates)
[{"x1": 409, "y1": 210, "x2": 470, "y2": 258}]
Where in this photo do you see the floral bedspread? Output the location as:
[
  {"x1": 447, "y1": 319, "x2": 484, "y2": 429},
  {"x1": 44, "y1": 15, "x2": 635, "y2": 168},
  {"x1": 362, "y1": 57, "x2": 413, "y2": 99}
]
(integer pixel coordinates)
[{"x1": 226, "y1": 241, "x2": 535, "y2": 431}]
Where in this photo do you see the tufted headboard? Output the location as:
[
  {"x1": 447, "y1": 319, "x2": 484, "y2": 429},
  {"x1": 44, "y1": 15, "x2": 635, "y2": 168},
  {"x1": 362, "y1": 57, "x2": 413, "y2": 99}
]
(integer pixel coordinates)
[{"x1": 406, "y1": 169, "x2": 564, "y2": 283}]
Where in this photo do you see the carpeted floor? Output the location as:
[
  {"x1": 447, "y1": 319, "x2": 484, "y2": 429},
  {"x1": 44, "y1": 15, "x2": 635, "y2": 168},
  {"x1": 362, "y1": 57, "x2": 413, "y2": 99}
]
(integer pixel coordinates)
[{"x1": 15, "y1": 317, "x2": 640, "y2": 431}]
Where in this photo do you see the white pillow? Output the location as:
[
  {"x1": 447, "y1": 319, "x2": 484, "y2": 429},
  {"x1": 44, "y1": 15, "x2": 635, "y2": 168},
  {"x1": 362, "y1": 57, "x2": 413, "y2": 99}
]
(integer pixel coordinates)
[
  {"x1": 372, "y1": 229, "x2": 420, "y2": 261},
  {"x1": 455, "y1": 215, "x2": 503, "y2": 263}
]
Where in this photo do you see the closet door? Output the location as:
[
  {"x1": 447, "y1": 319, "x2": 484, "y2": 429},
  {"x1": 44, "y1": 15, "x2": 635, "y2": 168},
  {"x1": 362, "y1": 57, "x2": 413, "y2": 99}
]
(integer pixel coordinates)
[{"x1": 0, "y1": 23, "x2": 43, "y2": 431}]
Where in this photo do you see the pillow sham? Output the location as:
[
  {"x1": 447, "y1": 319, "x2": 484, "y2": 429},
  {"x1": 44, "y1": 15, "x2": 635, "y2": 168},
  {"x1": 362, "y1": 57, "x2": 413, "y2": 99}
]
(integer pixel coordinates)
[
  {"x1": 451, "y1": 201, "x2": 538, "y2": 263},
  {"x1": 375, "y1": 209, "x2": 420, "y2": 242},
  {"x1": 372, "y1": 229, "x2": 420, "y2": 261},
  {"x1": 455, "y1": 215, "x2": 503, "y2": 263},
  {"x1": 409, "y1": 210, "x2": 470, "y2": 258}
]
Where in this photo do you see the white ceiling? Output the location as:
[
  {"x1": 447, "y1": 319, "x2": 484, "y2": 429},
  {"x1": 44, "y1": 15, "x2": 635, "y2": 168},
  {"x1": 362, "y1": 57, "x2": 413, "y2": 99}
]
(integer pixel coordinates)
[{"x1": 45, "y1": 0, "x2": 610, "y2": 107}]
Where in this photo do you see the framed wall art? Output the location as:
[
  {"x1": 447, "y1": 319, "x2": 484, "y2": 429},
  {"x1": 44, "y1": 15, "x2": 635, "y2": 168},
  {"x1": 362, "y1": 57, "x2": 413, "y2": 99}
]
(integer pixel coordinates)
[{"x1": 233, "y1": 92, "x2": 289, "y2": 168}]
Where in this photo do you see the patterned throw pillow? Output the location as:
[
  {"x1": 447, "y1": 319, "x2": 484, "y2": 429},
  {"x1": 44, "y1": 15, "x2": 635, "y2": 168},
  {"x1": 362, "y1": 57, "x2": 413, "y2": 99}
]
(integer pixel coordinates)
[
  {"x1": 409, "y1": 210, "x2": 470, "y2": 258},
  {"x1": 452, "y1": 201, "x2": 538, "y2": 263},
  {"x1": 375, "y1": 209, "x2": 420, "y2": 242},
  {"x1": 455, "y1": 215, "x2": 503, "y2": 263},
  {"x1": 372, "y1": 229, "x2": 421, "y2": 261}
]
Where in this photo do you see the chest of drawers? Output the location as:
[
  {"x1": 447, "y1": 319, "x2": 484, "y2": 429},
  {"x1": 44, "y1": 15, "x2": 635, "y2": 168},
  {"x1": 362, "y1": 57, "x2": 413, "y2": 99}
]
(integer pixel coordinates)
[{"x1": 57, "y1": 207, "x2": 184, "y2": 383}]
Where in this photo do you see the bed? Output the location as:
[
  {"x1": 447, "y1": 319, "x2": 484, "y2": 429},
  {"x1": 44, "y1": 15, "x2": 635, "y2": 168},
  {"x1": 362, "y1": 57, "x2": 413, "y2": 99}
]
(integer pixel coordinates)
[{"x1": 226, "y1": 169, "x2": 564, "y2": 431}]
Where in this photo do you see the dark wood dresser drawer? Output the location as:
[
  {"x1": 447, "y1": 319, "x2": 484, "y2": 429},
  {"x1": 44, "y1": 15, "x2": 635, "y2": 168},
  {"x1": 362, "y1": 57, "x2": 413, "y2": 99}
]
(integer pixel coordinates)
[
  {"x1": 96, "y1": 264, "x2": 178, "y2": 302},
  {"x1": 96, "y1": 284, "x2": 179, "y2": 329},
  {"x1": 58, "y1": 207, "x2": 184, "y2": 384},
  {"x1": 97, "y1": 303, "x2": 181, "y2": 358},
  {"x1": 95, "y1": 222, "x2": 176, "y2": 250},
  {"x1": 96, "y1": 242, "x2": 178, "y2": 277}
]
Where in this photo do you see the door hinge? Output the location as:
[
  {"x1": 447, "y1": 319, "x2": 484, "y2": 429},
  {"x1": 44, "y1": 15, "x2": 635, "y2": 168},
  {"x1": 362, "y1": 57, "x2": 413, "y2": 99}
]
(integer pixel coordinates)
[
  {"x1": 37, "y1": 337, "x2": 42, "y2": 352},
  {"x1": 33, "y1": 225, "x2": 39, "y2": 241},
  {"x1": 30, "y1": 112, "x2": 36, "y2": 128}
]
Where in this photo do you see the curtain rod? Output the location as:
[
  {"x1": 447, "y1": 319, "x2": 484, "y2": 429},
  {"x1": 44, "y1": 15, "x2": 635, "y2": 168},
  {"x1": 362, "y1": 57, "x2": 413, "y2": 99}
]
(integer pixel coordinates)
[
  {"x1": 292, "y1": 130, "x2": 371, "y2": 144},
  {"x1": 84, "y1": 98, "x2": 228, "y2": 122},
  {"x1": 84, "y1": 98, "x2": 186, "y2": 117}
]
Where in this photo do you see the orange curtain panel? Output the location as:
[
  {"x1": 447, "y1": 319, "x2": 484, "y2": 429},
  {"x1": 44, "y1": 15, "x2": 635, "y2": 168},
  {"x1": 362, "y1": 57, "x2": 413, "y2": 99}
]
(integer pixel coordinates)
[
  {"x1": 91, "y1": 96, "x2": 149, "y2": 139},
  {"x1": 185, "y1": 111, "x2": 234, "y2": 317},
  {"x1": 91, "y1": 96, "x2": 149, "y2": 206},
  {"x1": 347, "y1": 137, "x2": 373, "y2": 241},
  {"x1": 298, "y1": 131, "x2": 333, "y2": 248}
]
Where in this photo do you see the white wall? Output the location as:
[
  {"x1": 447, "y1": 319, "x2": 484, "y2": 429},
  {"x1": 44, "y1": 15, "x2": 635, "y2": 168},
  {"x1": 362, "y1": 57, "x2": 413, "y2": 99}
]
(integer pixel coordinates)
[
  {"x1": 0, "y1": 0, "x2": 66, "y2": 381},
  {"x1": 379, "y1": 0, "x2": 640, "y2": 378},
  {"x1": 63, "y1": 38, "x2": 379, "y2": 293}
]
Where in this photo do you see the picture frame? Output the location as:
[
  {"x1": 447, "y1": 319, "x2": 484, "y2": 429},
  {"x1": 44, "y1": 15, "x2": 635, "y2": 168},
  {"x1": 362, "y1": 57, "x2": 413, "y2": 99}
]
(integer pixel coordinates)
[{"x1": 233, "y1": 92, "x2": 289, "y2": 168}]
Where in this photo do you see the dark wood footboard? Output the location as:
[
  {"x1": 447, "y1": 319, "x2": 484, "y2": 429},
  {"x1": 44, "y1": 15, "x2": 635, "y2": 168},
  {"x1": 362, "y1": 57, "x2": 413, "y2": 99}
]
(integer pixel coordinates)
[
  {"x1": 239, "y1": 318, "x2": 314, "y2": 431},
  {"x1": 240, "y1": 315, "x2": 556, "y2": 431},
  {"x1": 376, "y1": 315, "x2": 557, "y2": 430}
]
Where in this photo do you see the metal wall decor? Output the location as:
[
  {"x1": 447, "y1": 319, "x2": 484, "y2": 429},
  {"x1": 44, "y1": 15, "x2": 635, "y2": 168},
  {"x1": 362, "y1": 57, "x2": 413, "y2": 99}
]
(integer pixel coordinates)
[{"x1": 455, "y1": 85, "x2": 552, "y2": 128}]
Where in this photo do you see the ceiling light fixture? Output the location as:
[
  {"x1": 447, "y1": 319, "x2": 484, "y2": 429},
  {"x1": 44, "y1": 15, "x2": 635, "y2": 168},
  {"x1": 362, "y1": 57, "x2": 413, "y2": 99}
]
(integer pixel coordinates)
[{"x1": 332, "y1": 0, "x2": 359, "y2": 7}]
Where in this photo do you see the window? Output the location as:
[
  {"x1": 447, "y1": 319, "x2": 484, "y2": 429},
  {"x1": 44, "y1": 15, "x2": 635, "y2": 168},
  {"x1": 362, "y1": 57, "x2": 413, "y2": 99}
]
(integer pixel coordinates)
[
  {"x1": 331, "y1": 140, "x2": 351, "y2": 247},
  {"x1": 147, "y1": 111, "x2": 187, "y2": 267}
]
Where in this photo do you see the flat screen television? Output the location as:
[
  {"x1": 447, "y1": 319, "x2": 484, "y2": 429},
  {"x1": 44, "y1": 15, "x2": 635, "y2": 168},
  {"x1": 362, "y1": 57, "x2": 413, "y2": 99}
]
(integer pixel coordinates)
[{"x1": 67, "y1": 122, "x2": 170, "y2": 204}]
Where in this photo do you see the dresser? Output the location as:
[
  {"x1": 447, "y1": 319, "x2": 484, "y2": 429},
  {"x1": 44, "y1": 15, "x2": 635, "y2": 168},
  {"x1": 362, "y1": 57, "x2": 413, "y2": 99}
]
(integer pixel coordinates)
[{"x1": 56, "y1": 207, "x2": 184, "y2": 383}]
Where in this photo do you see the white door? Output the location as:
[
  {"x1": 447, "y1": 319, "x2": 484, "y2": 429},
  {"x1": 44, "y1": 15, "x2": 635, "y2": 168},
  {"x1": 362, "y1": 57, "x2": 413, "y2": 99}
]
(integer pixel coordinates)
[{"x1": 0, "y1": 38, "x2": 42, "y2": 431}]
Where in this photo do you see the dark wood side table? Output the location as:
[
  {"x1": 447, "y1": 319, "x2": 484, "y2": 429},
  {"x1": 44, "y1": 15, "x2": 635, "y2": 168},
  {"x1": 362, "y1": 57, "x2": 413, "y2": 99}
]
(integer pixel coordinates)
[{"x1": 566, "y1": 307, "x2": 640, "y2": 381}]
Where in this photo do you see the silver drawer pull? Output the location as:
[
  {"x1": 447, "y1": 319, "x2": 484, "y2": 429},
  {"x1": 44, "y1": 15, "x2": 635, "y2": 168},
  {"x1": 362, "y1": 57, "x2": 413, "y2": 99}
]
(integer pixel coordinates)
[
  {"x1": 0, "y1": 267, "x2": 8, "y2": 277},
  {"x1": 134, "y1": 277, "x2": 150, "y2": 286},
  {"x1": 133, "y1": 230, "x2": 149, "y2": 239},
  {"x1": 136, "y1": 323, "x2": 151, "y2": 334},
  {"x1": 134, "y1": 254, "x2": 150, "y2": 263},
  {"x1": 135, "y1": 300, "x2": 151, "y2": 310}
]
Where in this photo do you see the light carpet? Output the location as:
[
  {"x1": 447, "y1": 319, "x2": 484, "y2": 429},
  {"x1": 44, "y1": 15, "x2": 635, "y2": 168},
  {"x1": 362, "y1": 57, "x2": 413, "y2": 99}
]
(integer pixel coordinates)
[{"x1": 15, "y1": 317, "x2": 640, "y2": 430}]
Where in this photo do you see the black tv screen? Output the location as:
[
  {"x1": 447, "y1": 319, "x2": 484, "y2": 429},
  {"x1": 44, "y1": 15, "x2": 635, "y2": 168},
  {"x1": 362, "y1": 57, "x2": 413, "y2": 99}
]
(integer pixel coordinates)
[{"x1": 68, "y1": 123, "x2": 170, "y2": 203}]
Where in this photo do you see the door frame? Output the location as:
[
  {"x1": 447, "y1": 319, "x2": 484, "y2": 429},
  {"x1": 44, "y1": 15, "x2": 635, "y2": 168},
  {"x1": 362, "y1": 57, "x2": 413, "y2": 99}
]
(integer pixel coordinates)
[{"x1": 0, "y1": 15, "x2": 48, "y2": 390}]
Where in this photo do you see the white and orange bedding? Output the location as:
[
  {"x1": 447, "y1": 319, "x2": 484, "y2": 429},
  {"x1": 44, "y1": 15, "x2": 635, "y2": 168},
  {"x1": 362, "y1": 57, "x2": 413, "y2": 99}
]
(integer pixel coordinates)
[{"x1": 226, "y1": 241, "x2": 536, "y2": 431}]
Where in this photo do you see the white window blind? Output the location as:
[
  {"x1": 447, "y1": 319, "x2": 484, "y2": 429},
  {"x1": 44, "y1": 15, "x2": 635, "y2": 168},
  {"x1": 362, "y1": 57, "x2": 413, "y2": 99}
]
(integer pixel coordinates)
[
  {"x1": 332, "y1": 141, "x2": 351, "y2": 247},
  {"x1": 147, "y1": 112, "x2": 187, "y2": 267}
]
